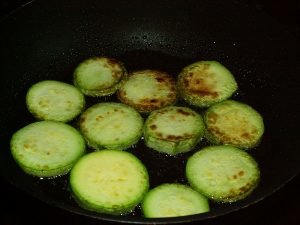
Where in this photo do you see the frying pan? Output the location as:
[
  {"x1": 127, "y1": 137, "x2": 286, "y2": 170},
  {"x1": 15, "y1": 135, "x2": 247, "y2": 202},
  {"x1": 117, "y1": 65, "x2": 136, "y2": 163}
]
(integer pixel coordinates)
[{"x1": 0, "y1": 0, "x2": 299, "y2": 224}]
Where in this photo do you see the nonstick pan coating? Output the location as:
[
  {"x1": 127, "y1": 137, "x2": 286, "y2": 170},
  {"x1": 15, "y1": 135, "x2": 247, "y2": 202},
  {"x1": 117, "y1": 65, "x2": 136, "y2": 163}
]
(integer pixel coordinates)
[{"x1": 0, "y1": 0, "x2": 299, "y2": 224}]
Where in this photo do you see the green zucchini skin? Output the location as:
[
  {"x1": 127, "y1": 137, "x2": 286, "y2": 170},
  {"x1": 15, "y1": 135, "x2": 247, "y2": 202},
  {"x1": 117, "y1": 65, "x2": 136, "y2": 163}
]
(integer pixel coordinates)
[
  {"x1": 73, "y1": 57, "x2": 127, "y2": 97},
  {"x1": 204, "y1": 100, "x2": 264, "y2": 149},
  {"x1": 70, "y1": 150, "x2": 149, "y2": 215},
  {"x1": 117, "y1": 70, "x2": 177, "y2": 113},
  {"x1": 79, "y1": 102, "x2": 143, "y2": 150},
  {"x1": 177, "y1": 61, "x2": 238, "y2": 107},
  {"x1": 26, "y1": 80, "x2": 85, "y2": 122},
  {"x1": 10, "y1": 121, "x2": 86, "y2": 177},
  {"x1": 144, "y1": 106, "x2": 205, "y2": 155},
  {"x1": 142, "y1": 183, "x2": 209, "y2": 218},
  {"x1": 186, "y1": 145, "x2": 260, "y2": 203}
]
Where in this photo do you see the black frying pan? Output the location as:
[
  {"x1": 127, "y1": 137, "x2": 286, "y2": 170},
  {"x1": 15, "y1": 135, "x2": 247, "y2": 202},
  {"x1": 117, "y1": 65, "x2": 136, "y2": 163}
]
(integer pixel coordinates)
[{"x1": 0, "y1": 0, "x2": 299, "y2": 224}]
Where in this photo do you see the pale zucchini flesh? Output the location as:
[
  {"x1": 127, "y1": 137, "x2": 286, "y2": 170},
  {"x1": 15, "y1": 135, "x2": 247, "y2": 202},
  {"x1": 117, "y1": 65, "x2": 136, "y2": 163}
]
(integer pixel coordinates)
[
  {"x1": 186, "y1": 145, "x2": 260, "y2": 203},
  {"x1": 79, "y1": 102, "x2": 143, "y2": 150},
  {"x1": 177, "y1": 61, "x2": 238, "y2": 107},
  {"x1": 74, "y1": 57, "x2": 127, "y2": 97},
  {"x1": 144, "y1": 106, "x2": 205, "y2": 155},
  {"x1": 204, "y1": 100, "x2": 264, "y2": 149},
  {"x1": 70, "y1": 150, "x2": 149, "y2": 215},
  {"x1": 117, "y1": 70, "x2": 177, "y2": 113},
  {"x1": 10, "y1": 121, "x2": 86, "y2": 177},
  {"x1": 26, "y1": 80, "x2": 85, "y2": 122},
  {"x1": 142, "y1": 183, "x2": 209, "y2": 218}
]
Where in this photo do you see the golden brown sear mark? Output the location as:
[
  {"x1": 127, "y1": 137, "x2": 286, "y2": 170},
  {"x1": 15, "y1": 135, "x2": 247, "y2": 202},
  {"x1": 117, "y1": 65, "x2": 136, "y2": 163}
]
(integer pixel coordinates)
[
  {"x1": 150, "y1": 124, "x2": 157, "y2": 130},
  {"x1": 177, "y1": 108, "x2": 191, "y2": 116},
  {"x1": 207, "y1": 112, "x2": 218, "y2": 124},
  {"x1": 106, "y1": 57, "x2": 120, "y2": 67},
  {"x1": 183, "y1": 74, "x2": 218, "y2": 98},
  {"x1": 238, "y1": 171, "x2": 245, "y2": 176},
  {"x1": 155, "y1": 77, "x2": 165, "y2": 83}
]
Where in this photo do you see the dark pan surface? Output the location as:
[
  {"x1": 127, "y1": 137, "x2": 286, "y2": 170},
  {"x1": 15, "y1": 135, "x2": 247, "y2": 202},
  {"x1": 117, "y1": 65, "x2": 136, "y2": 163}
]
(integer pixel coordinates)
[{"x1": 0, "y1": 0, "x2": 299, "y2": 223}]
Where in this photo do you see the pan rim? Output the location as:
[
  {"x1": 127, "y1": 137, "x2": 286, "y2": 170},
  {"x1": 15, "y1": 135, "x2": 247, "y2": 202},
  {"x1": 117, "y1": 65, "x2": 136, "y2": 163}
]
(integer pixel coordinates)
[{"x1": 0, "y1": 0, "x2": 299, "y2": 223}]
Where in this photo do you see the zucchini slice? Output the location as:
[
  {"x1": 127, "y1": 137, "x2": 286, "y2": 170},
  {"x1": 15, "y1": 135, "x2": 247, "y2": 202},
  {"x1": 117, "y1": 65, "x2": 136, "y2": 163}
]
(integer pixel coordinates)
[
  {"x1": 117, "y1": 70, "x2": 177, "y2": 113},
  {"x1": 204, "y1": 100, "x2": 264, "y2": 149},
  {"x1": 79, "y1": 102, "x2": 143, "y2": 150},
  {"x1": 177, "y1": 61, "x2": 238, "y2": 107},
  {"x1": 144, "y1": 106, "x2": 205, "y2": 155},
  {"x1": 10, "y1": 121, "x2": 86, "y2": 177},
  {"x1": 26, "y1": 80, "x2": 85, "y2": 122},
  {"x1": 142, "y1": 183, "x2": 209, "y2": 218},
  {"x1": 74, "y1": 57, "x2": 127, "y2": 97},
  {"x1": 70, "y1": 150, "x2": 149, "y2": 215},
  {"x1": 186, "y1": 145, "x2": 260, "y2": 203}
]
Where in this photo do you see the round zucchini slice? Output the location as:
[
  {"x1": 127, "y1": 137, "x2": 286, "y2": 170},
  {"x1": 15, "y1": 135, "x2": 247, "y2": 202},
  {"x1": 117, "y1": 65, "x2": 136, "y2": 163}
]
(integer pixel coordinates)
[
  {"x1": 26, "y1": 80, "x2": 85, "y2": 122},
  {"x1": 70, "y1": 150, "x2": 149, "y2": 215},
  {"x1": 142, "y1": 183, "x2": 209, "y2": 218},
  {"x1": 144, "y1": 106, "x2": 205, "y2": 155},
  {"x1": 73, "y1": 57, "x2": 127, "y2": 97},
  {"x1": 177, "y1": 61, "x2": 238, "y2": 107},
  {"x1": 186, "y1": 145, "x2": 260, "y2": 203},
  {"x1": 117, "y1": 70, "x2": 177, "y2": 113},
  {"x1": 204, "y1": 100, "x2": 264, "y2": 149},
  {"x1": 10, "y1": 121, "x2": 86, "y2": 177},
  {"x1": 79, "y1": 102, "x2": 143, "y2": 150}
]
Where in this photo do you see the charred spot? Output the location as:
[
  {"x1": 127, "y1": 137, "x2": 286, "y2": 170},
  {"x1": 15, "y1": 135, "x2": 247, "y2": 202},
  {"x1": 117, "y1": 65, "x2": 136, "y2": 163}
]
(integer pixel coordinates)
[
  {"x1": 177, "y1": 108, "x2": 191, "y2": 116},
  {"x1": 150, "y1": 124, "x2": 157, "y2": 130},
  {"x1": 195, "y1": 79, "x2": 201, "y2": 84},
  {"x1": 150, "y1": 99, "x2": 158, "y2": 103},
  {"x1": 233, "y1": 174, "x2": 238, "y2": 179}
]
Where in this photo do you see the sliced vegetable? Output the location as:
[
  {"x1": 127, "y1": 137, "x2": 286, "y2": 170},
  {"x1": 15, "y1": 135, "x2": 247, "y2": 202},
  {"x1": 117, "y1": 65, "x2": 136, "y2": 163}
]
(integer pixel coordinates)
[
  {"x1": 70, "y1": 150, "x2": 149, "y2": 215},
  {"x1": 74, "y1": 57, "x2": 127, "y2": 96},
  {"x1": 79, "y1": 102, "x2": 143, "y2": 150},
  {"x1": 10, "y1": 121, "x2": 86, "y2": 177},
  {"x1": 142, "y1": 183, "x2": 209, "y2": 218},
  {"x1": 177, "y1": 61, "x2": 238, "y2": 107},
  {"x1": 26, "y1": 80, "x2": 85, "y2": 122},
  {"x1": 144, "y1": 106, "x2": 205, "y2": 155},
  {"x1": 204, "y1": 100, "x2": 264, "y2": 149},
  {"x1": 186, "y1": 145, "x2": 260, "y2": 203},
  {"x1": 117, "y1": 70, "x2": 177, "y2": 113}
]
